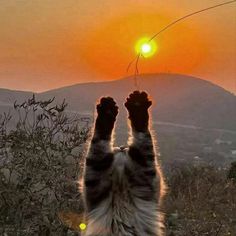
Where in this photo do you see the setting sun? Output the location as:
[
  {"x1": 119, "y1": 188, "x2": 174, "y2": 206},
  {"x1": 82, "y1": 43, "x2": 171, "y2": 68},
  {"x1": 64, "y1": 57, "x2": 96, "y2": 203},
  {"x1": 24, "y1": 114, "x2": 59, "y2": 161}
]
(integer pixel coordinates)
[
  {"x1": 135, "y1": 37, "x2": 158, "y2": 58},
  {"x1": 0, "y1": 1, "x2": 235, "y2": 92},
  {"x1": 0, "y1": 1, "x2": 236, "y2": 235}
]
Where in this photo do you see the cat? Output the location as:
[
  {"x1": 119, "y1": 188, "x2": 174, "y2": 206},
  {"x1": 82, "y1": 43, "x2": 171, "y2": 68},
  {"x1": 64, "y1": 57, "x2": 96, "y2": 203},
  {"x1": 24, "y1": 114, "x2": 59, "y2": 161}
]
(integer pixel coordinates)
[{"x1": 81, "y1": 91, "x2": 166, "y2": 236}]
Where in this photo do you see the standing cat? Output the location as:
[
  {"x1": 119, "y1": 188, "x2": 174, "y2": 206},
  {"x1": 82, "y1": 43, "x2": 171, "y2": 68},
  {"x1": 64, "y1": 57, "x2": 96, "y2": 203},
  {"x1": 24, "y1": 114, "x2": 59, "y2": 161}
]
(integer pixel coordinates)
[{"x1": 82, "y1": 91, "x2": 165, "y2": 236}]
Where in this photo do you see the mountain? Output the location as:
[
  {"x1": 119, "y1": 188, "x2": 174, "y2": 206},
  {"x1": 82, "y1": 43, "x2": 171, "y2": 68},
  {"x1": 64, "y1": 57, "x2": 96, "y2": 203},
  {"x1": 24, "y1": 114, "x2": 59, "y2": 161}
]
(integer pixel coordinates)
[
  {"x1": 1, "y1": 73, "x2": 236, "y2": 166},
  {"x1": 38, "y1": 73, "x2": 236, "y2": 131},
  {"x1": 0, "y1": 88, "x2": 33, "y2": 114}
]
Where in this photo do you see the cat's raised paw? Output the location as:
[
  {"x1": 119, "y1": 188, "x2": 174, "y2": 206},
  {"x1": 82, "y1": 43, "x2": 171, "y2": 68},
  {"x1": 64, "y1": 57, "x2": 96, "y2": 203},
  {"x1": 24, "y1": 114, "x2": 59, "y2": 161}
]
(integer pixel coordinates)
[
  {"x1": 125, "y1": 91, "x2": 152, "y2": 132},
  {"x1": 125, "y1": 91, "x2": 152, "y2": 113},
  {"x1": 97, "y1": 97, "x2": 118, "y2": 120}
]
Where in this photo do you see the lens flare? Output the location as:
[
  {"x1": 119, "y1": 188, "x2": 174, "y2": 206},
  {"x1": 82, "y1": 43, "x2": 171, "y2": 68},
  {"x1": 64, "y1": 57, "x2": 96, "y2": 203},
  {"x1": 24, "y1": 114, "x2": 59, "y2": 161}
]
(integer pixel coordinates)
[
  {"x1": 135, "y1": 37, "x2": 157, "y2": 58},
  {"x1": 79, "y1": 223, "x2": 87, "y2": 231}
]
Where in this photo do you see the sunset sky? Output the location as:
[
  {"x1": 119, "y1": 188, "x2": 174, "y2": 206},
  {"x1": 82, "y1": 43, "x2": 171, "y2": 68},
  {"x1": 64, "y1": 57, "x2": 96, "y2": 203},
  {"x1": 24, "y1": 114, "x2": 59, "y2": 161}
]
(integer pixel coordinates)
[{"x1": 0, "y1": 0, "x2": 235, "y2": 92}]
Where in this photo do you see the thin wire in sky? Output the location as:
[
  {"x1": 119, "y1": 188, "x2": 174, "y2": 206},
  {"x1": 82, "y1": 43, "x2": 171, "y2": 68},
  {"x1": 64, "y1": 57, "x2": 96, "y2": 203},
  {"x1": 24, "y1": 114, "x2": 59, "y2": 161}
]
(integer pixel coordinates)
[{"x1": 127, "y1": 0, "x2": 236, "y2": 88}]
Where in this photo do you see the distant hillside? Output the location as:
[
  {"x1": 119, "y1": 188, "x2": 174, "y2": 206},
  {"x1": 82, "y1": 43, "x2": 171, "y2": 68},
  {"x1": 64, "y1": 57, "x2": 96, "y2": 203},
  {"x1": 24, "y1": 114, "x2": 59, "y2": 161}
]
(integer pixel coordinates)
[
  {"x1": 0, "y1": 88, "x2": 33, "y2": 104},
  {"x1": 1, "y1": 73, "x2": 236, "y2": 166},
  {"x1": 37, "y1": 73, "x2": 236, "y2": 131},
  {"x1": 0, "y1": 88, "x2": 33, "y2": 114}
]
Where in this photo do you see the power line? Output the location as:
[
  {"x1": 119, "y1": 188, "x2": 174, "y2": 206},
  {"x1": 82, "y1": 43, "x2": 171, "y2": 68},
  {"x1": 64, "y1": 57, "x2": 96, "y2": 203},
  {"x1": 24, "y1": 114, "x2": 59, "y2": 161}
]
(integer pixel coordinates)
[
  {"x1": 127, "y1": 0, "x2": 236, "y2": 88},
  {"x1": 149, "y1": 0, "x2": 236, "y2": 42}
]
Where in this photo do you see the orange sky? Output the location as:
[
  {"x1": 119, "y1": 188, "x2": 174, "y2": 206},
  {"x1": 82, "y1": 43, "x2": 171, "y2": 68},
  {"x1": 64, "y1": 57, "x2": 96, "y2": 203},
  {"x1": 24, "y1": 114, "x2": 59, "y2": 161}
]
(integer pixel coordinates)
[{"x1": 0, "y1": 0, "x2": 235, "y2": 92}]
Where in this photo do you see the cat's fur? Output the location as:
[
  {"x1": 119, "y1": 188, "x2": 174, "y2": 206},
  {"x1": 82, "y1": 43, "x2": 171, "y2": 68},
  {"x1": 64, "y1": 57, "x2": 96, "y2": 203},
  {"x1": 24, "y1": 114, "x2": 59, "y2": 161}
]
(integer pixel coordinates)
[{"x1": 81, "y1": 91, "x2": 165, "y2": 236}]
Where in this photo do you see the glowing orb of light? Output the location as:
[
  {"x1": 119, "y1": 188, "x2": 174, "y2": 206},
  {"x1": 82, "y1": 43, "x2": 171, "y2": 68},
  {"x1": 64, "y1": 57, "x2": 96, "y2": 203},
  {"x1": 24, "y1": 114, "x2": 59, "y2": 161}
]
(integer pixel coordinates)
[
  {"x1": 141, "y1": 43, "x2": 151, "y2": 53},
  {"x1": 135, "y1": 37, "x2": 157, "y2": 58},
  {"x1": 79, "y1": 223, "x2": 87, "y2": 231}
]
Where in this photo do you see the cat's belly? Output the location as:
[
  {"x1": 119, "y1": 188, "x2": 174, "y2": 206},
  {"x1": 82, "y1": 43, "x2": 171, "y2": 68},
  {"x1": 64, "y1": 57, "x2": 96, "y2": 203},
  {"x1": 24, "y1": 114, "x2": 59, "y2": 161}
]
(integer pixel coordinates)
[
  {"x1": 84, "y1": 196, "x2": 160, "y2": 236},
  {"x1": 84, "y1": 150, "x2": 163, "y2": 236}
]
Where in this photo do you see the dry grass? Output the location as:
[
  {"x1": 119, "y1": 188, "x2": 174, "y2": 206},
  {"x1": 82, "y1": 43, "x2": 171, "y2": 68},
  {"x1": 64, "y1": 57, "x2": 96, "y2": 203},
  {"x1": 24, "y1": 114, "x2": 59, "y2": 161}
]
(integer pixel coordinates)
[{"x1": 165, "y1": 165, "x2": 236, "y2": 236}]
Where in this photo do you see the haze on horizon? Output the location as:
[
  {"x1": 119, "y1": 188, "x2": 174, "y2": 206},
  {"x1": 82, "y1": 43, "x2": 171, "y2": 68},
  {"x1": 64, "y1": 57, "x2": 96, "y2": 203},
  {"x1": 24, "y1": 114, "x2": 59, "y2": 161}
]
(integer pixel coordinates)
[{"x1": 0, "y1": 0, "x2": 235, "y2": 93}]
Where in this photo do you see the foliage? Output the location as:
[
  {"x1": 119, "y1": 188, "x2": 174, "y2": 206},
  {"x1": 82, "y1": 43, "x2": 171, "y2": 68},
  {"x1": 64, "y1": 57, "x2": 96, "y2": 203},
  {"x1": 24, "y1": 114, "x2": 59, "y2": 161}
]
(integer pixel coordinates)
[
  {"x1": 0, "y1": 96, "x2": 90, "y2": 235},
  {"x1": 165, "y1": 165, "x2": 236, "y2": 236},
  {"x1": 0, "y1": 95, "x2": 235, "y2": 235}
]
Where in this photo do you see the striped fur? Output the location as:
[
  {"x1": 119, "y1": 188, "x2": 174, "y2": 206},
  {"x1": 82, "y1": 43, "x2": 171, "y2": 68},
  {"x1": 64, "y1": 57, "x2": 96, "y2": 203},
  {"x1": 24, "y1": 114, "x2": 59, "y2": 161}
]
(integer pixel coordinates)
[{"x1": 81, "y1": 92, "x2": 165, "y2": 236}]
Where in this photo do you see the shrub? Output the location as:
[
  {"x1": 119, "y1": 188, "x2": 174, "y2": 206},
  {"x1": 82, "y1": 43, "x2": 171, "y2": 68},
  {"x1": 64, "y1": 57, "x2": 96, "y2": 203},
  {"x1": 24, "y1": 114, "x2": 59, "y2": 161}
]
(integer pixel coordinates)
[{"x1": 0, "y1": 96, "x2": 90, "y2": 235}]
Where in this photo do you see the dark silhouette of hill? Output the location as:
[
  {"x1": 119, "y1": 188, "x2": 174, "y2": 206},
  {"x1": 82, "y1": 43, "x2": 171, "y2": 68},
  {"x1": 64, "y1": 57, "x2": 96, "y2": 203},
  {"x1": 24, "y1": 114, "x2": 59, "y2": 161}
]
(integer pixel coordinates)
[
  {"x1": 1, "y1": 73, "x2": 236, "y2": 166},
  {"x1": 0, "y1": 88, "x2": 33, "y2": 103},
  {"x1": 0, "y1": 74, "x2": 235, "y2": 130},
  {"x1": 39, "y1": 73, "x2": 236, "y2": 131},
  {"x1": 0, "y1": 88, "x2": 33, "y2": 114}
]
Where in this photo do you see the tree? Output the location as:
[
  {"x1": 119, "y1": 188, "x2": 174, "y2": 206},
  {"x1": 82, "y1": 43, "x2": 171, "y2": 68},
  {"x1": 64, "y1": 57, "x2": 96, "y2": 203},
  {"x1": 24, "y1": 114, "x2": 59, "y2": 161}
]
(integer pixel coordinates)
[{"x1": 0, "y1": 96, "x2": 90, "y2": 235}]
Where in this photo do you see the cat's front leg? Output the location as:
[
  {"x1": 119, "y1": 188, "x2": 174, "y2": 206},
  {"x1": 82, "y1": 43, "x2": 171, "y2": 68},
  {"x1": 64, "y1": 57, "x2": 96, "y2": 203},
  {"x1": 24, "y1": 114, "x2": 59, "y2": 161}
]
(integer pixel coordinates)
[
  {"x1": 125, "y1": 91, "x2": 155, "y2": 165},
  {"x1": 125, "y1": 90, "x2": 151, "y2": 132},
  {"x1": 85, "y1": 97, "x2": 118, "y2": 209},
  {"x1": 93, "y1": 97, "x2": 118, "y2": 141}
]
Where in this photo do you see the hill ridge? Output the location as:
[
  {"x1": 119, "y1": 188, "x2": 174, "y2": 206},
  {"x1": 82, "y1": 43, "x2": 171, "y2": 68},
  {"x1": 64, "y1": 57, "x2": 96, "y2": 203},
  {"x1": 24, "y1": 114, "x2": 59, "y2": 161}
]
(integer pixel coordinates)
[{"x1": 0, "y1": 73, "x2": 235, "y2": 131}]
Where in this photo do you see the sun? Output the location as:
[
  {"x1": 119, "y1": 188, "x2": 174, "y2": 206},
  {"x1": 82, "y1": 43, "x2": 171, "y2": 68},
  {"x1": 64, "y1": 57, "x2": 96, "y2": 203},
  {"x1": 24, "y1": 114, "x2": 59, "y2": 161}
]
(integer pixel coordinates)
[
  {"x1": 141, "y1": 43, "x2": 151, "y2": 53},
  {"x1": 135, "y1": 37, "x2": 157, "y2": 58}
]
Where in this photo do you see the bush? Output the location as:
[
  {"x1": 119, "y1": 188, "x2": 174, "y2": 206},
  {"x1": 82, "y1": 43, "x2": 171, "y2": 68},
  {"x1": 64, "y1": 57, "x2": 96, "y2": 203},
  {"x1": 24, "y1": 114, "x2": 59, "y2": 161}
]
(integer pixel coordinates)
[{"x1": 0, "y1": 96, "x2": 90, "y2": 235}]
